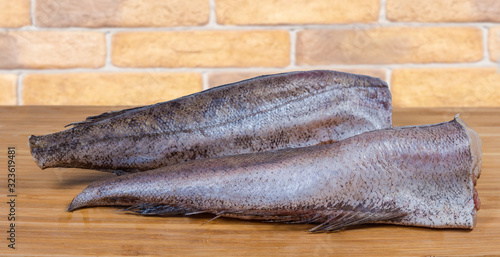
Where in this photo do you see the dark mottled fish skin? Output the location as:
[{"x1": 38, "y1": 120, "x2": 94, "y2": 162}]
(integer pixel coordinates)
[
  {"x1": 28, "y1": 70, "x2": 392, "y2": 173},
  {"x1": 67, "y1": 116, "x2": 481, "y2": 232}
]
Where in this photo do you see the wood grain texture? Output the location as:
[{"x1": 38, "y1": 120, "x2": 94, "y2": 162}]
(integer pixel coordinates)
[{"x1": 0, "y1": 106, "x2": 499, "y2": 256}]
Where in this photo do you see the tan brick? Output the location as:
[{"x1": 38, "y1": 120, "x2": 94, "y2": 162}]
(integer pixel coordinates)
[
  {"x1": 489, "y1": 27, "x2": 500, "y2": 62},
  {"x1": 23, "y1": 73, "x2": 202, "y2": 105},
  {"x1": 0, "y1": 0, "x2": 30, "y2": 28},
  {"x1": 216, "y1": 0, "x2": 379, "y2": 25},
  {"x1": 297, "y1": 27, "x2": 482, "y2": 65},
  {"x1": 36, "y1": 0, "x2": 209, "y2": 27},
  {"x1": 387, "y1": 0, "x2": 500, "y2": 22},
  {"x1": 392, "y1": 68, "x2": 500, "y2": 107},
  {"x1": 0, "y1": 74, "x2": 17, "y2": 105},
  {"x1": 113, "y1": 31, "x2": 290, "y2": 68},
  {"x1": 0, "y1": 31, "x2": 105, "y2": 69},
  {"x1": 208, "y1": 69, "x2": 386, "y2": 88}
]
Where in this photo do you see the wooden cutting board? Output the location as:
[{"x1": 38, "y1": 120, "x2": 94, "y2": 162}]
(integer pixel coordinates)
[{"x1": 0, "y1": 106, "x2": 499, "y2": 256}]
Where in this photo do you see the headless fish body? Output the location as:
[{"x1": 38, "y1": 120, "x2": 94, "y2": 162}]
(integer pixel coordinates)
[
  {"x1": 29, "y1": 70, "x2": 391, "y2": 173},
  {"x1": 29, "y1": 71, "x2": 392, "y2": 172},
  {"x1": 68, "y1": 116, "x2": 481, "y2": 232}
]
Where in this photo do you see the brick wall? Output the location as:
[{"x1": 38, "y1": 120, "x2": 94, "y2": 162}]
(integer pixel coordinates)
[{"x1": 0, "y1": 0, "x2": 498, "y2": 107}]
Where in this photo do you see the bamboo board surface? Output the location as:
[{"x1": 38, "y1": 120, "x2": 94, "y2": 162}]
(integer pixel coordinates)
[{"x1": 0, "y1": 106, "x2": 499, "y2": 256}]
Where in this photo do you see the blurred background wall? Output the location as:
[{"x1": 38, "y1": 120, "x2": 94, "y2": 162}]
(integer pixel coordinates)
[{"x1": 0, "y1": 0, "x2": 499, "y2": 107}]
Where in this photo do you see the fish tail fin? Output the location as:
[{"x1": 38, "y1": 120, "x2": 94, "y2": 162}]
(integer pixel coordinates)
[
  {"x1": 28, "y1": 135, "x2": 43, "y2": 169},
  {"x1": 28, "y1": 134, "x2": 56, "y2": 169},
  {"x1": 29, "y1": 130, "x2": 83, "y2": 170},
  {"x1": 67, "y1": 179, "x2": 142, "y2": 212},
  {"x1": 30, "y1": 107, "x2": 151, "y2": 171}
]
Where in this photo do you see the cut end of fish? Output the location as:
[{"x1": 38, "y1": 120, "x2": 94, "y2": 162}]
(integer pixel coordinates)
[
  {"x1": 455, "y1": 114, "x2": 482, "y2": 228},
  {"x1": 469, "y1": 187, "x2": 481, "y2": 229},
  {"x1": 455, "y1": 115, "x2": 482, "y2": 186}
]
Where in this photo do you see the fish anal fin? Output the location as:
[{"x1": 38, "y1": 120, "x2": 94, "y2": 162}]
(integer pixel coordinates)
[
  {"x1": 219, "y1": 210, "x2": 319, "y2": 223},
  {"x1": 123, "y1": 205, "x2": 406, "y2": 232},
  {"x1": 122, "y1": 204, "x2": 201, "y2": 216},
  {"x1": 310, "y1": 209, "x2": 407, "y2": 233}
]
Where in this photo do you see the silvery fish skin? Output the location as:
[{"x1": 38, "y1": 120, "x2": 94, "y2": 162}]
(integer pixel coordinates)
[
  {"x1": 29, "y1": 70, "x2": 391, "y2": 173},
  {"x1": 67, "y1": 116, "x2": 481, "y2": 232}
]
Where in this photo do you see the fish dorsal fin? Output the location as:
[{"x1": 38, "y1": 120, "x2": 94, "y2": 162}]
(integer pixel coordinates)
[
  {"x1": 65, "y1": 106, "x2": 145, "y2": 128},
  {"x1": 122, "y1": 204, "x2": 203, "y2": 216},
  {"x1": 310, "y1": 208, "x2": 407, "y2": 232}
]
